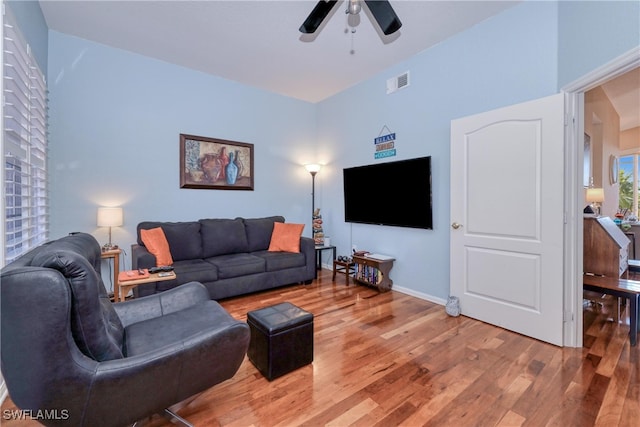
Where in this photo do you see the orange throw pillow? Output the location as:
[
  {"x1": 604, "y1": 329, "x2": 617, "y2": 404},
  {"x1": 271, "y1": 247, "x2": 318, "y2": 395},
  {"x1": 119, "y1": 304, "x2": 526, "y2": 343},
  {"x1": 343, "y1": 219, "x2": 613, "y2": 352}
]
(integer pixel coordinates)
[
  {"x1": 268, "y1": 223, "x2": 305, "y2": 253},
  {"x1": 140, "y1": 227, "x2": 173, "y2": 266}
]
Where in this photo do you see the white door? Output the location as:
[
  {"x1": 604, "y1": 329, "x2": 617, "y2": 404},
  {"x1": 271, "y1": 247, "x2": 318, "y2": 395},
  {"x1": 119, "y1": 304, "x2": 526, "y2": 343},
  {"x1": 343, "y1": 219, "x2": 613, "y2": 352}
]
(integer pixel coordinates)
[{"x1": 450, "y1": 93, "x2": 565, "y2": 346}]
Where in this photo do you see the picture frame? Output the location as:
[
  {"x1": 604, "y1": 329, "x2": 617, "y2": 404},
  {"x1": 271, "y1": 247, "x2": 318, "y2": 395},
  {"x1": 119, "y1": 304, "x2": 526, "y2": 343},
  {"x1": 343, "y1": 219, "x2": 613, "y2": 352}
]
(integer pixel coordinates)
[
  {"x1": 180, "y1": 134, "x2": 254, "y2": 190},
  {"x1": 610, "y1": 154, "x2": 619, "y2": 185}
]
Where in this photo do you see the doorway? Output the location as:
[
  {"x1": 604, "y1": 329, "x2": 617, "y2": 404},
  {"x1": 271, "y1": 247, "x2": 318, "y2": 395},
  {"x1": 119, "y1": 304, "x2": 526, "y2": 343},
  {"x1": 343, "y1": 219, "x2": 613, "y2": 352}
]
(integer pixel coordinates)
[{"x1": 564, "y1": 48, "x2": 640, "y2": 348}]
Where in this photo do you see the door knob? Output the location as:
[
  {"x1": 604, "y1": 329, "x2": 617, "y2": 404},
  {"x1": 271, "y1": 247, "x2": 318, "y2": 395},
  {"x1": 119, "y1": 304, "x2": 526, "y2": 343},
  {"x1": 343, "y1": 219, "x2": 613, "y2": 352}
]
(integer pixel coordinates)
[{"x1": 451, "y1": 222, "x2": 463, "y2": 230}]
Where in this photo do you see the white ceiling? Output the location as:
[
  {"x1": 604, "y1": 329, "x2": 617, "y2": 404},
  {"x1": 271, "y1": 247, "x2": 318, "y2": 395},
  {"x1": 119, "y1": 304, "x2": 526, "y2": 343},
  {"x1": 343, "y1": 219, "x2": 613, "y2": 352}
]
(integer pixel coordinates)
[
  {"x1": 38, "y1": 0, "x2": 640, "y2": 129},
  {"x1": 39, "y1": 0, "x2": 520, "y2": 103}
]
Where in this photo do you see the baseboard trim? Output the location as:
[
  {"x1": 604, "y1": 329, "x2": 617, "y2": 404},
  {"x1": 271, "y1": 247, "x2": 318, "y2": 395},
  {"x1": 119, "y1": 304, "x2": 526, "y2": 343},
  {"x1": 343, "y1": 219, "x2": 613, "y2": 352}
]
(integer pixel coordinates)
[
  {"x1": 392, "y1": 285, "x2": 447, "y2": 306},
  {"x1": 320, "y1": 262, "x2": 447, "y2": 306}
]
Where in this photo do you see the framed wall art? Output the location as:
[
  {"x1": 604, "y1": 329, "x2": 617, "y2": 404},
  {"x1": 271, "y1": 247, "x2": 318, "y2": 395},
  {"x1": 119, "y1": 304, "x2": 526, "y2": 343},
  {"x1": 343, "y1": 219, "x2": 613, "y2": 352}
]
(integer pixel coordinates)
[{"x1": 180, "y1": 134, "x2": 254, "y2": 190}]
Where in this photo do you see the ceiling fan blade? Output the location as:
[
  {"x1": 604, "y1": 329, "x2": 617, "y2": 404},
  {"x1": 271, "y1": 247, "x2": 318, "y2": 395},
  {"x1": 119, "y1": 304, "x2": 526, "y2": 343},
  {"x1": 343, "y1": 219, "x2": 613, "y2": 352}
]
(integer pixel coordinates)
[
  {"x1": 364, "y1": 0, "x2": 402, "y2": 35},
  {"x1": 299, "y1": 0, "x2": 340, "y2": 34}
]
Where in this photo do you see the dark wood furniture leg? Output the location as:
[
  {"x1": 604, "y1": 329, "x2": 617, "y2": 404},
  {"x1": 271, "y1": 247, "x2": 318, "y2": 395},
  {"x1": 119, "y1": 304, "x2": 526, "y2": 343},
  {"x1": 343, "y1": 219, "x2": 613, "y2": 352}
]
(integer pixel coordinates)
[
  {"x1": 583, "y1": 275, "x2": 640, "y2": 347},
  {"x1": 630, "y1": 294, "x2": 638, "y2": 347}
]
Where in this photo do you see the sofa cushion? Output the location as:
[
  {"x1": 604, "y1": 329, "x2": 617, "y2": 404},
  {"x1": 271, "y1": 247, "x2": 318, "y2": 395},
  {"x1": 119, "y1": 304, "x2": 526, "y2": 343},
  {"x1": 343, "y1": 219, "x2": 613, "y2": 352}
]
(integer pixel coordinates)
[
  {"x1": 206, "y1": 253, "x2": 265, "y2": 279},
  {"x1": 243, "y1": 216, "x2": 285, "y2": 252},
  {"x1": 171, "y1": 259, "x2": 219, "y2": 284},
  {"x1": 254, "y1": 250, "x2": 307, "y2": 272},
  {"x1": 140, "y1": 227, "x2": 173, "y2": 266},
  {"x1": 31, "y1": 250, "x2": 124, "y2": 361},
  {"x1": 200, "y1": 218, "x2": 249, "y2": 258},
  {"x1": 268, "y1": 222, "x2": 305, "y2": 253},
  {"x1": 138, "y1": 221, "x2": 202, "y2": 262}
]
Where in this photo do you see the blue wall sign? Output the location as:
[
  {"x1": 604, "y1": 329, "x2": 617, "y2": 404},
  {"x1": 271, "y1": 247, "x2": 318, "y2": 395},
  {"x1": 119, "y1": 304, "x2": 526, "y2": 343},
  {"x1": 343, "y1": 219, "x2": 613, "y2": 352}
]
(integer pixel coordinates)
[{"x1": 374, "y1": 132, "x2": 396, "y2": 159}]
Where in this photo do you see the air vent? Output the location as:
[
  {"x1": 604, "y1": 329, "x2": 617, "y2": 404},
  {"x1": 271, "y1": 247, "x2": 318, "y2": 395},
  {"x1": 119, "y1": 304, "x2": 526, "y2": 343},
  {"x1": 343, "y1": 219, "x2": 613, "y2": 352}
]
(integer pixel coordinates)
[{"x1": 386, "y1": 71, "x2": 410, "y2": 94}]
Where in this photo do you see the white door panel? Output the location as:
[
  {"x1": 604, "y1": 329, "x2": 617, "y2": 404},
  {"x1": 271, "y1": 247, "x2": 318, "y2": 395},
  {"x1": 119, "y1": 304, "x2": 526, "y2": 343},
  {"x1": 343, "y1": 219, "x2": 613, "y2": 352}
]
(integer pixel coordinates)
[
  {"x1": 451, "y1": 93, "x2": 565, "y2": 346},
  {"x1": 466, "y1": 120, "x2": 541, "y2": 238},
  {"x1": 466, "y1": 248, "x2": 540, "y2": 309}
]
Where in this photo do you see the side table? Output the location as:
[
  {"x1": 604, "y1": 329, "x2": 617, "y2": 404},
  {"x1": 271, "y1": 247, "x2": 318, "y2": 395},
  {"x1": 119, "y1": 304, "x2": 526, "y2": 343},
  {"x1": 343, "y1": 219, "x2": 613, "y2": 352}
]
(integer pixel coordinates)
[
  {"x1": 314, "y1": 245, "x2": 336, "y2": 278},
  {"x1": 117, "y1": 271, "x2": 177, "y2": 302},
  {"x1": 101, "y1": 248, "x2": 122, "y2": 301},
  {"x1": 352, "y1": 254, "x2": 395, "y2": 292}
]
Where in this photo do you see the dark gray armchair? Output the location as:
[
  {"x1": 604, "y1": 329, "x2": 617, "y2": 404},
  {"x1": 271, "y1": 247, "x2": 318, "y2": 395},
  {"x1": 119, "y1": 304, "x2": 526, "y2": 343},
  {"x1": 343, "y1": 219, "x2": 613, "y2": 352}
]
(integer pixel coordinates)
[{"x1": 1, "y1": 232, "x2": 250, "y2": 426}]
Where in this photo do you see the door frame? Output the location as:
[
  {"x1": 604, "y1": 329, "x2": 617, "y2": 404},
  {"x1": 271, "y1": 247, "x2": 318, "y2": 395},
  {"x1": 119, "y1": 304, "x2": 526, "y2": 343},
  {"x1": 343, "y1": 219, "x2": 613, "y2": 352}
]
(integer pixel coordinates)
[{"x1": 563, "y1": 47, "x2": 640, "y2": 347}]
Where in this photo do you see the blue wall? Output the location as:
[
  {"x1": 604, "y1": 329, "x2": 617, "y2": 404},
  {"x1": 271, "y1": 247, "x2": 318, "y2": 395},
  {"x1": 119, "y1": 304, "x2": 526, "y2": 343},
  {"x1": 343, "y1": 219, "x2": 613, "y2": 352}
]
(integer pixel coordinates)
[
  {"x1": 558, "y1": 0, "x2": 640, "y2": 87},
  {"x1": 47, "y1": 32, "x2": 317, "y2": 253},
  {"x1": 9, "y1": 1, "x2": 640, "y2": 300},
  {"x1": 314, "y1": 0, "x2": 639, "y2": 302},
  {"x1": 316, "y1": 0, "x2": 560, "y2": 302}
]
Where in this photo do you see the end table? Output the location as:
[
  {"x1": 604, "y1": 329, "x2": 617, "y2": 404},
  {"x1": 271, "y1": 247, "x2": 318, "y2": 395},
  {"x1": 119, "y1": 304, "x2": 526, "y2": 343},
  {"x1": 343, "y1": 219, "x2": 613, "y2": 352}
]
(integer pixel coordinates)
[
  {"x1": 117, "y1": 271, "x2": 177, "y2": 302},
  {"x1": 100, "y1": 248, "x2": 122, "y2": 301},
  {"x1": 314, "y1": 245, "x2": 336, "y2": 278}
]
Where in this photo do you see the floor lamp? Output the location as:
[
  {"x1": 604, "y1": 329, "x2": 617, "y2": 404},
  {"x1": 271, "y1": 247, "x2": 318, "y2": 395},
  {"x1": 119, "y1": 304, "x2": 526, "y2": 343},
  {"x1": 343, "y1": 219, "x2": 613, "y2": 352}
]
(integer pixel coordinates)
[
  {"x1": 305, "y1": 164, "x2": 321, "y2": 242},
  {"x1": 305, "y1": 164, "x2": 321, "y2": 214}
]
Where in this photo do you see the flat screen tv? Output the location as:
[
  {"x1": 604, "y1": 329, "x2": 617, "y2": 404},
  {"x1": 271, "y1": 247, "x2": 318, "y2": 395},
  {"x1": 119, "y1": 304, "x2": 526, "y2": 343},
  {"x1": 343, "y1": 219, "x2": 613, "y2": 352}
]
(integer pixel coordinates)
[{"x1": 343, "y1": 156, "x2": 433, "y2": 229}]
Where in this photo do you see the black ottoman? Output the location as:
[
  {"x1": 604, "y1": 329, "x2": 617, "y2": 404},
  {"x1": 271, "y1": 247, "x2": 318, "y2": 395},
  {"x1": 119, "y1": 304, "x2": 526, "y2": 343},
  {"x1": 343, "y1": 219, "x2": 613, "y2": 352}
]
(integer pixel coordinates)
[{"x1": 247, "y1": 302, "x2": 314, "y2": 381}]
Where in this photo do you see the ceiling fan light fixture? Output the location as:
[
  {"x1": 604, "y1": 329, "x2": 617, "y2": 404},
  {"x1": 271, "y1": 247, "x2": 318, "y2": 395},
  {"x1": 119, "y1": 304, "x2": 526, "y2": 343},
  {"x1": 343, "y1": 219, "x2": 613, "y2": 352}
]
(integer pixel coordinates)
[
  {"x1": 300, "y1": 0, "x2": 401, "y2": 36},
  {"x1": 348, "y1": 0, "x2": 361, "y2": 15}
]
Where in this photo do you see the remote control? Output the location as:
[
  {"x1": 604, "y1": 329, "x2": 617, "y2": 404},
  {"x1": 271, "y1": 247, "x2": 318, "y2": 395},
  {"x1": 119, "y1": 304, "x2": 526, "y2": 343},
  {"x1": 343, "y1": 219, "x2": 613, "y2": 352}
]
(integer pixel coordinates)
[{"x1": 149, "y1": 266, "x2": 174, "y2": 274}]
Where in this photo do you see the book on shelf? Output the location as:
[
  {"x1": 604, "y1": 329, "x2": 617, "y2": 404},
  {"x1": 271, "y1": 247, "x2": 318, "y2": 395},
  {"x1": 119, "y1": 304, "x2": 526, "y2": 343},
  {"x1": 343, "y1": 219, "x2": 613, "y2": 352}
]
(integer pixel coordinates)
[{"x1": 356, "y1": 264, "x2": 381, "y2": 285}]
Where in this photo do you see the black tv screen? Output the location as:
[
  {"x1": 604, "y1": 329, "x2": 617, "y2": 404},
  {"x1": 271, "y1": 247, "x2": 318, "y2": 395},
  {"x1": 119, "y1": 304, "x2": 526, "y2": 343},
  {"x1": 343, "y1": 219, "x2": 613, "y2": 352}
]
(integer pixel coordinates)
[{"x1": 343, "y1": 156, "x2": 433, "y2": 229}]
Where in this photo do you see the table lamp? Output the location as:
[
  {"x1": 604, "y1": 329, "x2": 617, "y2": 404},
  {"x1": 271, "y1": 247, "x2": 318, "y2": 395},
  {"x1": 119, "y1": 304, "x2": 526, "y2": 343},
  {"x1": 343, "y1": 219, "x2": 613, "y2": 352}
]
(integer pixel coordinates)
[
  {"x1": 586, "y1": 188, "x2": 604, "y2": 216},
  {"x1": 97, "y1": 207, "x2": 123, "y2": 251}
]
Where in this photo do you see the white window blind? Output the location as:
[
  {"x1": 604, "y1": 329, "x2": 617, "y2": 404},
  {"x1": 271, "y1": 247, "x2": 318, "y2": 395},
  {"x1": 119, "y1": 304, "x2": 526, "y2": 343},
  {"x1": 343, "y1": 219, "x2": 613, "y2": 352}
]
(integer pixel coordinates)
[{"x1": 3, "y1": 9, "x2": 48, "y2": 264}]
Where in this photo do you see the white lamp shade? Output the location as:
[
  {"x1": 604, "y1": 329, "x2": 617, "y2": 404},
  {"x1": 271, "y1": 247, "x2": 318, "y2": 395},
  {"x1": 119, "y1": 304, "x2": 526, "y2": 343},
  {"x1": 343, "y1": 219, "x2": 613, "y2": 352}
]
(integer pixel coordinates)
[
  {"x1": 305, "y1": 164, "x2": 321, "y2": 174},
  {"x1": 586, "y1": 188, "x2": 605, "y2": 203},
  {"x1": 97, "y1": 207, "x2": 123, "y2": 227}
]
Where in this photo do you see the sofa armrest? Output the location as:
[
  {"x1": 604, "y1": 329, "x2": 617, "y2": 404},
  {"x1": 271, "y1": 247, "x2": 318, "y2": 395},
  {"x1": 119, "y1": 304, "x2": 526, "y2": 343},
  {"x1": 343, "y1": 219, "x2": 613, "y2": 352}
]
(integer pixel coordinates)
[
  {"x1": 131, "y1": 243, "x2": 156, "y2": 270},
  {"x1": 300, "y1": 236, "x2": 315, "y2": 280},
  {"x1": 113, "y1": 281, "x2": 210, "y2": 327}
]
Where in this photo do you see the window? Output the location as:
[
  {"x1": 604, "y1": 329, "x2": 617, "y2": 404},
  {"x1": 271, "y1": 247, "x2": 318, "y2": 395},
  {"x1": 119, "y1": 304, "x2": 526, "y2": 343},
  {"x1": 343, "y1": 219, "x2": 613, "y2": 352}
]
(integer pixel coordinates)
[
  {"x1": 619, "y1": 154, "x2": 639, "y2": 218},
  {"x1": 2, "y1": 9, "x2": 48, "y2": 264}
]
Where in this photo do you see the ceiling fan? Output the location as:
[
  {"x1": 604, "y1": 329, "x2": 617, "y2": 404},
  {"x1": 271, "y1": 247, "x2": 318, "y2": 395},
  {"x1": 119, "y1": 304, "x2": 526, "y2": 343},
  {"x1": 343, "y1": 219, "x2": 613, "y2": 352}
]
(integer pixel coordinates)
[{"x1": 299, "y1": 0, "x2": 402, "y2": 36}]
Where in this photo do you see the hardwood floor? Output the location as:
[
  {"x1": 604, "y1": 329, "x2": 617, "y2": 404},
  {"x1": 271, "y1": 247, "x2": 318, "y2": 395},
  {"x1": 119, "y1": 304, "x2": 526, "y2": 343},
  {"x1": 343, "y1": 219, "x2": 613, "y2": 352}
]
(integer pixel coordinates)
[{"x1": 2, "y1": 269, "x2": 639, "y2": 426}]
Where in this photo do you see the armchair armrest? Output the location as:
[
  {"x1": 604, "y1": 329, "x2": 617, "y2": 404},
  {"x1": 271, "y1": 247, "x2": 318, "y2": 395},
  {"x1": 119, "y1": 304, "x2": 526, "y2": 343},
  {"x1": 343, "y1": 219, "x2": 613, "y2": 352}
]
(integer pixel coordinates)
[
  {"x1": 113, "y1": 281, "x2": 210, "y2": 327},
  {"x1": 82, "y1": 313, "x2": 250, "y2": 426}
]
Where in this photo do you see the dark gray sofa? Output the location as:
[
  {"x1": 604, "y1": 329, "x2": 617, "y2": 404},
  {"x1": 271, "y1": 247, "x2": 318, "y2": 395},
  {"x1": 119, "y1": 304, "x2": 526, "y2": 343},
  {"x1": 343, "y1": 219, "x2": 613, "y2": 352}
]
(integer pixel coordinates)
[{"x1": 132, "y1": 216, "x2": 315, "y2": 300}]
